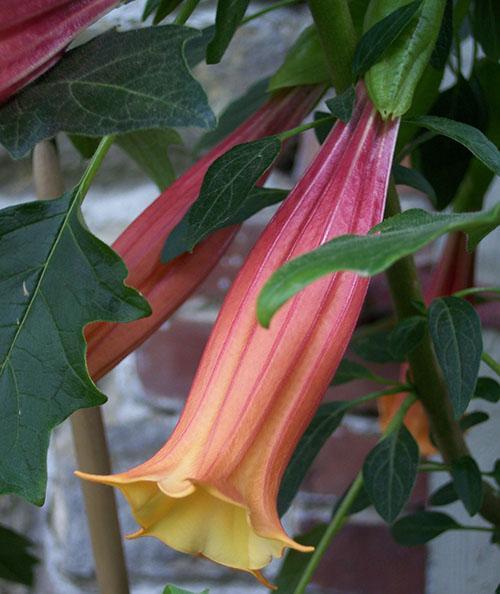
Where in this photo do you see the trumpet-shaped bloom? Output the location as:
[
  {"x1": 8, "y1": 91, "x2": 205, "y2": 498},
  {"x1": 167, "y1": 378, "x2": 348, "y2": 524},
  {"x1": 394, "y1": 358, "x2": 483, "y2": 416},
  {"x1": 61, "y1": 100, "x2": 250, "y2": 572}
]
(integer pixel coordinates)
[
  {"x1": 0, "y1": 0, "x2": 118, "y2": 103},
  {"x1": 77, "y1": 86, "x2": 399, "y2": 582},
  {"x1": 85, "y1": 86, "x2": 322, "y2": 381},
  {"x1": 378, "y1": 231, "x2": 475, "y2": 455}
]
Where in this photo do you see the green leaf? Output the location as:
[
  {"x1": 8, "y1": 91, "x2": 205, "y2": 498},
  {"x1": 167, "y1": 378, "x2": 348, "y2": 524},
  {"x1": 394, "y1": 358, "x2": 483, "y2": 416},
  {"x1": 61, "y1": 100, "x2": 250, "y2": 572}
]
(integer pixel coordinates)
[
  {"x1": 429, "y1": 482, "x2": 459, "y2": 507},
  {"x1": 196, "y1": 78, "x2": 270, "y2": 152},
  {"x1": 257, "y1": 205, "x2": 500, "y2": 327},
  {"x1": 392, "y1": 164, "x2": 436, "y2": 203},
  {"x1": 143, "y1": 0, "x2": 183, "y2": 24},
  {"x1": 275, "y1": 525, "x2": 325, "y2": 594},
  {"x1": 326, "y1": 86, "x2": 356, "y2": 123},
  {"x1": 185, "y1": 26, "x2": 216, "y2": 68},
  {"x1": 206, "y1": 0, "x2": 250, "y2": 64},
  {"x1": 363, "y1": 425, "x2": 419, "y2": 523},
  {"x1": 278, "y1": 402, "x2": 347, "y2": 516},
  {"x1": 459, "y1": 411, "x2": 489, "y2": 432},
  {"x1": 331, "y1": 358, "x2": 381, "y2": 385},
  {"x1": 474, "y1": 377, "x2": 500, "y2": 403},
  {"x1": 407, "y1": 115, "x2": 500, "y2": 176},
  {"x1": 391, "y1": 511, "x2": 460, "y2": 545},
  {"x1": 472, "y1": 0, "x2": 500, "y2": 61},
  {"x1": 0, "y1": 26, "x2": 215, "y2": 159},
  {"x1": 388, "y1": 315, "x2": 426, "y2": 358},
  {"x1": 161, "y1": 137, "x2": 282, "y2": 263},
  {"x1": 313, "y1": 110, "x2": 334, "y2": 144},
  {"x1": 351, "y1": 329, "x2": 405, "y2": 363},
  {"x1": 69, "y1": 135, "x2": 101, "y2": 159},
  {"x1": 429, "y1": 0, "x2": 453, "y2": 69},
  {"x1": 0, "y1": 189, "x2": 151, "y2": 504},
  {"x1": 269, "y1": 26, "x2": 330, "y2": 91},
  {"x1": 163, "y1": 586, "x2": 209, "y2": 594},
  {"x1": 428, "y1": 297, "x2": 482, "y2": 418},
  {"x1": 0, "y1": 524, "x2": 38, "y2": 586},
  {"x1": 450, "y1": 456, "x2": 484, "y2": 516},
  {"x1": 493, "y1": 460, "x2": 500, "y2": 488},
  {"x1": 115, "y1": 129, "x2": 182, "y2": 191},
  {"x1": 353, "y1": 0, "x2": 422, "y2": 77}
]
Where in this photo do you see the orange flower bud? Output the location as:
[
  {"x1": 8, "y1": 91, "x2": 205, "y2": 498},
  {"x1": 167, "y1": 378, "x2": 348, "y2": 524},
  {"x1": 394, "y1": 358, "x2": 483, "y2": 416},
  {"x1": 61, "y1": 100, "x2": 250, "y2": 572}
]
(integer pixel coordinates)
[{"x1": 77, "y1": 86, "x2": 399, "y2": 582}]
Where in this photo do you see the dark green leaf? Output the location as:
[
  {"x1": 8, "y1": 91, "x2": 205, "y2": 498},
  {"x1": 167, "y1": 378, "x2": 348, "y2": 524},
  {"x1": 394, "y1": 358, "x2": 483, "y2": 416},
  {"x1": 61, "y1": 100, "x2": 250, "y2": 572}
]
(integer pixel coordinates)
[
  {"x1": 459, "y1": 411, "x2": 489, "y2": 432},
  {"x1": 115, "y1": 129, "x2": 182, "y2": 191},
  {"x1": 162, "y1": 137, "x2": 282, "y2": 263},
  {"x1": 269, "y1": 25, "x2": 330, "y2": 91},
  {"x1": 206, "y1": 0, "x2": 250, "y2": 64},
  {"x1": 493, "y1": 460, "x2": 500, "y2": 487},
  {"x1": 363, "y1": 425, "x2": 419, "y2": 523},
  {"x1": 351, "y1": 330, "x2": 404, "y2": 363},
  {"x1": 450, "y1": 455, "x2": 484, "y2": 516},
  {"x1": 429, "y1": 482, "x2": 458, "y2": 507},
  {"x1": 257, "y1": 205, "x2": 500, "y2": 327},
  {"x1": 163, "y1": 586, "x2": 209, "y2": 594},
  {"x1": 0, "y1": 26, "x2": 215, "y2": 159},
  {"x1": 331, "y1": 358, "x2": 381, "y2": 385},
  {"x1": 473, "y1": 377, "x2": 500, "y2": 403},
  {"x1": 428, "y1": 297, "x2": 482, "y2": 418},
  {"x1": 429, "y1": 0, "x2": 453, "y2": 69},
  {"x1": 275, "y1": 525, "x2": 325, "y2": 593},
  {"x1": 472, "y1": 0, "x2": 500, "y2": 61},
  {"x1": 69, "y1": 135, "x2": 101, "y2": 159},
  {"x1": 392, "y1": 163, "x2": 436, "y2": 202},
  {"x1": 0, "y1": 524, "x2": 38, "y2": 586},
  {"x1": 326, "y1": 86, "x2": 356, "y2": 123},
  {"x1": 313, "y1": 111, "x2": 334, "y2": 144},
  {"x1": 407, "y1": 115, "x2": 500, "y2": 177},
  {"x1": 0, "y1": 189, "x2": 151, "y2": 504},
  {"x1": 196, "y1": 78, "x2": 270, "y2": 152},
  {"x1": 278, "y1": 402, "x2": 347, "y2": 516},
  {"x1": 391, "y1": 511, "x2": 460, "y2": 545},
  {"x1": 352, "y1": 0, "x2": 422, "y2": 77},
  {"x1": 389, "y1": 315, "x2": 426, "y2": 358},
  {"x1": 185, "y1": 26, "x2": 215, "y2": 68},
  {"x1": 143, "y1": 0, "x2": 183, "y2": 24}
]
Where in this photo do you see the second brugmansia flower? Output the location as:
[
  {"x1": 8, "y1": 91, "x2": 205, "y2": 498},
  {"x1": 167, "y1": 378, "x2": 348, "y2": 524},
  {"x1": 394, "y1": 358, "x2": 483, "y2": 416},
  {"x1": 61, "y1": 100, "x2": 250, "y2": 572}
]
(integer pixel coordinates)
[{"x1": 77, "y1": 86, "x2": 399, "y2": 583}]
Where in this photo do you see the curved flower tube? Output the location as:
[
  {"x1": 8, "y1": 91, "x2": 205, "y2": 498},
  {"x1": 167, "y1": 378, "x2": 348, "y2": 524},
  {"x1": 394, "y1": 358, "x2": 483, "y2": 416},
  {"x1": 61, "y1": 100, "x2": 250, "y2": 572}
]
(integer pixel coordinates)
[
  {"x1": 85, "y1": 86, "x2": 323, "y2": 381},
  {"x1": 378, "y1": 231, "x2": 475, "y2": 456},
  {"x1": 77, "y1": 86, "x2": 399, "y2": 583},
  {"x1": 0, "y1": 0, "x2": 119, "y2": 103}
]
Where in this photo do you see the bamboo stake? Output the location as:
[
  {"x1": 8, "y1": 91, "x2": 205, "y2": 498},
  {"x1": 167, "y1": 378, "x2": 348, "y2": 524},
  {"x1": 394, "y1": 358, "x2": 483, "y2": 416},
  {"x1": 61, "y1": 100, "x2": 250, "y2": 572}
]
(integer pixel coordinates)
[{"x1": 33, "y1": 139, "x2": 130, "y2": 594}]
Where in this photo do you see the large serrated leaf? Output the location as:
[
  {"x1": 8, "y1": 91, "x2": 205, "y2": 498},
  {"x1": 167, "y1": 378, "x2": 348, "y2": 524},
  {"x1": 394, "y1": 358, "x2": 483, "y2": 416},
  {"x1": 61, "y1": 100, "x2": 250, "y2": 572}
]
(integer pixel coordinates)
[
  {"x1": 0, "y1": 26, "x2": 215, "y2": 159},
  {"x1": 257, "y1": 205, "x2": 500, "y2": 327},
  {"x1": 428, "y1": 297, "x2": 482, "y2": 418},
  {"x1": 0, "y1": 524, "x2": 38, "y2": 586},
  {"x1": 363, "y1": 425, "x2": 419, "y2": 523},
  {"x1": 0, "y1": 189, "x2": 151, "y2": 504}
]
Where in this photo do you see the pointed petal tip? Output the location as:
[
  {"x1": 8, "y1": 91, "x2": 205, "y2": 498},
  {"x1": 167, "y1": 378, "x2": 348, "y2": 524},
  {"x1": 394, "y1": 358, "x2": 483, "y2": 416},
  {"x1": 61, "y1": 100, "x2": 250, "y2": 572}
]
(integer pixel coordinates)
[
  {"x1": 253, "y1": 569, "x2": 276, "y2": 590},
  {"x1": 126, "y1": 528, "x2": 146, "y2": 540}
]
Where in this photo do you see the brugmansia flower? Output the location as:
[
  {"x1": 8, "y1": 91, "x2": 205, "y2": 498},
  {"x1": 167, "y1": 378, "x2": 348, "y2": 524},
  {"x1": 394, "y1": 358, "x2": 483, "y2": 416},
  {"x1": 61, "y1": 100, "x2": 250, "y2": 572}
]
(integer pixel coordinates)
[
  {"x1": 77, "y1": 86, "x2": 399, "y2": 583},
  {"x1": 86, "y1": 86, "x2": 322, "y2": 380},
  {"x1": 378, "y1": 232, "x2": 475, "y2": 455},
  {"x1": 0, "y1": 0, "x2": 118, "y2": 103}
]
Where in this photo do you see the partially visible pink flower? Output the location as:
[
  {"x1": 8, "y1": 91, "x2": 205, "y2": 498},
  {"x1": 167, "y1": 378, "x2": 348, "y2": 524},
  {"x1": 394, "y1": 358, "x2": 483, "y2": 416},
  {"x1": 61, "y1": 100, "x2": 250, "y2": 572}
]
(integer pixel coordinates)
[
  {"x1": 85, "y1": 86, "x2": 323, "y2": 380},
  {"x1": 78, "y1": 85, "x2": 399, "y2": 582},
  {"x1": 0, "y1": 0, "x2": 118, "y2": 103},
  {"x1": 378, "y1": 232, "x2": 475, "y2": 455}
]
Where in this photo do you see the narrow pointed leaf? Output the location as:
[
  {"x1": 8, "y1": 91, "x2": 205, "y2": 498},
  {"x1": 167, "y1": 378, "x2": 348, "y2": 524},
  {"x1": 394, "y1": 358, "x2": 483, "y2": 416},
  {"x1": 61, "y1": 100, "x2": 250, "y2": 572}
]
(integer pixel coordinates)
[
  {"x1": 143, "y1": 0, "x2": 183, "y2": 24},
  {"x1": 392, "y1": 163, "x2": 436, "y2": 202},
  {"x1": 363, "y1": 425, "x2": 419, "y2": 523},
  {"x1": 429, "y1": 0, "x2": 453, "y2": 69},
  {"x1": 0, "y1": 524, "x2": 38, "y2": 586},
  {"x1": 162, "y1": 137, "x2": 282, "y2": 263},
  {"x1": 163, "y1": 587, "x2": 209, "y2": 594},
  {"x1": 278, "y1": 402, "x2": 347, "y2": 516},
  {"x1": 428, "y1": 297, "x2": 482, "y2": 418},
  {"x1": 391, "y1": 511, "x2": 460, "y2": 545},
  {"x1": 429, "y1": 482, "x2": 458, "y2": 507},
  {"x1": 450, "y1": 456, "x2": 484, "y2": 516},
  {"x1": 257, "y1": 205, "x2": 500, "y2": 327},
  {"x1": 206, "y1": 0, "x2": 250, "y2": 64},
  {"x1": 0, "y1": 26, "x2": 215, "y2": 159},
  {"x1": 352, "y1": 0, "x2": 422, "y2": 77},
  {"x1": 326, "y1": 86, "x2": 356, "y2": 123},
  {"x1": 0, "y1": 189, "x2": 151, "y2": 504},
  {"x1": 459, "y1": 411, "x2": 489, "y2": 432}
]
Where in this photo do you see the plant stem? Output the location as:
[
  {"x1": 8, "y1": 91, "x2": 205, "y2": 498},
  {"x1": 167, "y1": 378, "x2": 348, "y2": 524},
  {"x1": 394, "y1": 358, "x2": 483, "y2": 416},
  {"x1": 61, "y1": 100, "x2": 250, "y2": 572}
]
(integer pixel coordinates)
[
  {"x1": 453, "y1": 287, "x2": 500, "y2": 299},
  {"x1": 33, "y1": 140, "x2": 130, "y2": 594},
  {"x1": 384, "y1": 183, "x2": 500, "y2": 527},
  {"x1": 307, "y1": 0, "x2": 357, "y2": 92},
  {"x1": 174, "y1": 0, "x2": 201, "y2": 25},
  {"x1": 241, "y1": 0, "x2": 301, "y2": 25},
  {"x1": 77, "y1": 135, "x2": 115, "y2": 201},
  {"x1": 482, "y1": 352, "x2": 500, "y2": 377},
  {"x1": 347, "y1": 385, "x2": 414, "y2": 409},
  {"x1": 277, "y1": 115, "x2": 334, "y2": 141}
]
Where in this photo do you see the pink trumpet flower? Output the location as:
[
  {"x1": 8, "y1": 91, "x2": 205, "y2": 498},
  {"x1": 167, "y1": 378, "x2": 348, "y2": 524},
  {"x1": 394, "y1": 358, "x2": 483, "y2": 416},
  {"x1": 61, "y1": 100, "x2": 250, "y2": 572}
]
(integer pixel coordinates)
[
  {"x1": 0, "y1": 0, "x2": 119, "y2": 103},
  {"x1": 77, "y1": 85, "x2": 399, "y2": 584},
  {"x1": 378, "y1": 231, "x2": 475, "y2": 455},
  {"x1": 85, "y1": 86, "x2": 322, "y2": 380}
]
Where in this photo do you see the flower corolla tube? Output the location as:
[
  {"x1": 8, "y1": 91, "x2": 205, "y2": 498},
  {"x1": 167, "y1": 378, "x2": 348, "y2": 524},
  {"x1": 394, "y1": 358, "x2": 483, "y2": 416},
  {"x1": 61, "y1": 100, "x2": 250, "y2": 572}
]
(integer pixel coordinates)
[{"x1": 77, "y1": 86, "x2": 399, "y2": 584}]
